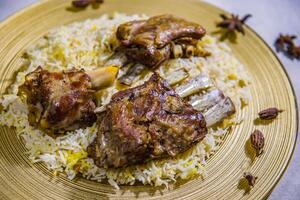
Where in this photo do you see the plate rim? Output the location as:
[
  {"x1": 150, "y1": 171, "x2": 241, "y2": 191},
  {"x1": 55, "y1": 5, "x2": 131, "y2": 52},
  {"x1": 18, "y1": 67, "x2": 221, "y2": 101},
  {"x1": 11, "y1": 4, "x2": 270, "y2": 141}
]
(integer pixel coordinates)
[
  {"x1": 0, "y1": 0, "x2": 298, "y2": 199},
  {"x1": 0, "y1": 0, "x2": 45, "y2": 27},
  {"x1": 241, "y1": 22, "x2": 299, "y2": 199}
]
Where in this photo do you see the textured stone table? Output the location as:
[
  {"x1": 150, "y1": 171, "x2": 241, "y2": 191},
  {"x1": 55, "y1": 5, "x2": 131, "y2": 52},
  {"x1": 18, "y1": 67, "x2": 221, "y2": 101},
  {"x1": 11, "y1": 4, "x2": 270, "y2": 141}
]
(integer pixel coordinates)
[{"x1": 0, "y1": 0, "x2": 299, "y2": 199}]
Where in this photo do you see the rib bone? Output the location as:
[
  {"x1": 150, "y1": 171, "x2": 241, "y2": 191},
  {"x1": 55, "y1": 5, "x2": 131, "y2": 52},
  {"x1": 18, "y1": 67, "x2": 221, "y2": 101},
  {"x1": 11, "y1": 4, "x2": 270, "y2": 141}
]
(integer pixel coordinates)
[
  {"x1": 190, "y1": 89, "x2": 225, "y2": 112},
  {"x1": 203, "y1": 97, "x2": 236, "y2": 127},
  {"x1": 118, "y1": 63, "x2": 146, "y2": 85},
  {"x1": 175, "y1": 74, "x2": 214, "y2": 97},
  {"x1": 186, "y1": 45, "x2": 195, "y2": 57},
  {"x1": 86, "y1": 66, "x2": 119, "y2": 89},
  {"x1": 171, "y1": 43, "x2": 184, "y2": 58}
]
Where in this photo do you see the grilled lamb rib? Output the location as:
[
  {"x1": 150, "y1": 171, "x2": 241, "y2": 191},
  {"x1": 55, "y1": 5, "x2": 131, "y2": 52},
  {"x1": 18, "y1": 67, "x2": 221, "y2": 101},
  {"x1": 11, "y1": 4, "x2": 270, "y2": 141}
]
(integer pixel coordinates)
[{"x1": 87, "y1": 73, "x2": 207, "y2": 168}]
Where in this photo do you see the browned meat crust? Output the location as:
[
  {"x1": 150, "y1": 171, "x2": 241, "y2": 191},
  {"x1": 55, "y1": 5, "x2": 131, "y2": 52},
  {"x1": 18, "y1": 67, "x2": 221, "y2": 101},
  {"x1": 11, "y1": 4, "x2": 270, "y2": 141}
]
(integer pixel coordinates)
[
  {"x1": 87, "y1": 73, "x2": 207, "y2": 168},
  {"x1": 19, "y1": 67, "x2": 97, "y2": 133},
  {"x1": 116, "y1": 14, "x2": 206, "y2": 67}
]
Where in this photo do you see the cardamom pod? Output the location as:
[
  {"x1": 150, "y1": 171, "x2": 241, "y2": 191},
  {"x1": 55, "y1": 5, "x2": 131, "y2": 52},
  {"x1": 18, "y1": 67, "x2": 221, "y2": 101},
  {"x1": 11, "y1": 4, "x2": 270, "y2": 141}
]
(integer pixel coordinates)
[
  {"x1": 258, "y1": 107, "x2": 283, "y2": 120},
  {"x1": 243, "y1": 172, "x2": 257, "y2": 187},
  {"x1": 72, "y1": 0, "x2": 103, "y2": 8},
  {"x1": 72, "y1": 0, "x2": 91, "y2": 8},
  {"x1": 250, "y1": 130, "x2": 264, "y2": 156}
]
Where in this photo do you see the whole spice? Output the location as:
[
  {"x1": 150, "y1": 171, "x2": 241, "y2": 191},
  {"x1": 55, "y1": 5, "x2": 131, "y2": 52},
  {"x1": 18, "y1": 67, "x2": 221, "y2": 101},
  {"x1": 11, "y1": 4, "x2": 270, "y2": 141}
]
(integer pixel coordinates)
[
  {"x1": 217, "y1": 13, "x2": 252, "y2": 35},
  {"x1": 259, "y1": 107, "x2": 283, "y2": 120},
  {"x1": 250, "y1": 130, "x2": 264, "y2": 156},
  {"x1": 72, "y1": 0, "x2": 103, "y2": 8},
  {"x1": 274, "y1": 34, "x2": 300, "y2": 60},
  {"x1": 287, "y1": 45, "x2": 300, "y2": 59},
  {"x1": 72, "y1": 0, "x2": 91, "y2": 7},
  {"x1": 275, "y1": 34, "x2": 297, "y2": 52},
  {"x1": 243, "y1": 172, "x2": 258, "y2": 187}
]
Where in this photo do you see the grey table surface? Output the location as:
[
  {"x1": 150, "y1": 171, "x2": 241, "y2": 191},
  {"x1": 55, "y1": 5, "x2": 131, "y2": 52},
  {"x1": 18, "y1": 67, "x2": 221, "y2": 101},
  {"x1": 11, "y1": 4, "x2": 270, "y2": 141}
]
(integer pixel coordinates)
[{"x1": 0, "y1": 0, "x2": 299, "y2": 199}]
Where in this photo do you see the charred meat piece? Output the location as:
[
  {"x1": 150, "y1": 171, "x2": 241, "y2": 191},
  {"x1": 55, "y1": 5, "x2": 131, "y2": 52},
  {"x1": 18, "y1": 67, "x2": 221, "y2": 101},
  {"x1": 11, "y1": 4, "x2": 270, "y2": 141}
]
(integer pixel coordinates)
[
  {"x1": 117, "y1": 14, "x2": 206, "y2": 67},
  {"x1": 19, "y1": 67, "x2": 97, "y2": 132},
  {"x1": 19, "y1": 66, "x2": 119, "y2": 133},
  {"x1": 117, "y1": 15, "x2": 206, "y2": 49},
  {"x1": 88, "y1": 73, "x2": 207, "y2": 168}
]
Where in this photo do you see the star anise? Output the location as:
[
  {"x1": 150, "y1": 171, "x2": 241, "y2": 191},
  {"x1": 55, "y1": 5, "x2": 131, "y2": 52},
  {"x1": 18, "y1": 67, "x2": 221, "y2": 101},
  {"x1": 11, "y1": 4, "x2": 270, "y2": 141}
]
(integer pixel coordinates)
[
  {"x1": 287, "y1": 45, "x2": 300, "y2": 60},
  {"x1": 275, "y1": 34, "x2": 297, "y2": 52},
  {"x1": 217, "y1": 13, "x2": 252, "y2": 35},
  {"x1": 274, "y1": 34, "x2": 300, "y2": 60}
]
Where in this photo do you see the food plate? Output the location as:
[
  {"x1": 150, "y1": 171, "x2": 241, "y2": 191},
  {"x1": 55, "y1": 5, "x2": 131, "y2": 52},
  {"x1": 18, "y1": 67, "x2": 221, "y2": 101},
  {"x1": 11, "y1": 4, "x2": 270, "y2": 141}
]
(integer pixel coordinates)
[{"x1": 0, "y1": 0, "x2": 297, "y2": 199}]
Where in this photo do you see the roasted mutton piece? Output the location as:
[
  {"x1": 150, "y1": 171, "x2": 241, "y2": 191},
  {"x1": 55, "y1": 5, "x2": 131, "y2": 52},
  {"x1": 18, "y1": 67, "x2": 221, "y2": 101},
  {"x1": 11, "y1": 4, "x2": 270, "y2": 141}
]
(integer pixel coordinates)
[
  {"x1": 19, "y1": 67, "x2": 96, "y2": 132},
  {"x1": 116, "y1": 14, "x2": 206, "y2": 68},
  {"x1": 19, "y1": 66, "x2": 118, "y2": 133},
  {"x1": 87, "y1": 73, "x2": 207, "y2": 168},
  {"x1": 89, "y1": 74, "x2": 236, "y2": 168}
]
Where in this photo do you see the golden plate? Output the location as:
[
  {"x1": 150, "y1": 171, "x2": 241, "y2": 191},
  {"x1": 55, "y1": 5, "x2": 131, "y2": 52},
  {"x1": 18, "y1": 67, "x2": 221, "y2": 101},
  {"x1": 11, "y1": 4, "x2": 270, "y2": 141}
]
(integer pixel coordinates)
[{"x1": 0, "y1": 0, "x2": 298, "y2": 199}]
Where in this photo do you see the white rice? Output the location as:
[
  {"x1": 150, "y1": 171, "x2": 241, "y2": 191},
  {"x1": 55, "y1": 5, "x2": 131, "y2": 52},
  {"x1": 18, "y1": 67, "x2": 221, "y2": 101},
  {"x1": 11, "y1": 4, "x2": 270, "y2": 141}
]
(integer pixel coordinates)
[{"x1": 0, "y1": 13, "x2": 251, "y2": 189}]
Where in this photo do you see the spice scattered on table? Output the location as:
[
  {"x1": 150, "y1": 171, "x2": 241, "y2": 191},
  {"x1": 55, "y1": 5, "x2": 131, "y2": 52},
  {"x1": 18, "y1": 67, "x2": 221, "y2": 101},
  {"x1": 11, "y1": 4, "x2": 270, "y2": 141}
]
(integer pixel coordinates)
[
  {"x1": 250, "y1": 130, "x2": 264, "y2": 156},
  {"x1": 275, "y1": 34, "x2": 300, "y2": 60},
  {"x1": 275, "y1": 34, "x2": 296, "y2": 51},
  {"x1": 72, "y1": 0, "x2": 103, "y2": 8},
  {"x1": 258, "y1": 107, "x2": 283, "y2": 120},
  {"x1": 217, "y1": 13, "x2": 252, "y2": 35},
  {"x1": 243, "y1": 172, "x2": 258, "y2": 187},
  {"x1": 287, "y1": 45, "x2": 300, "y2": 59}
]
